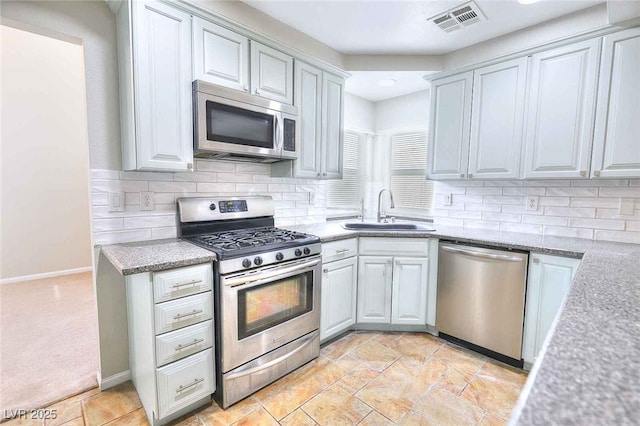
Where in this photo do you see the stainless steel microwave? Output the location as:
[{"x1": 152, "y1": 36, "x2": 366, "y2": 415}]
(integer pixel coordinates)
[{"x1": 193, "y1": 81, "x2": 299, "y2": 163}]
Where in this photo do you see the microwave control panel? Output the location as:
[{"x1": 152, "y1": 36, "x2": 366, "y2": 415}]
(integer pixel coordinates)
[{"x1": 283, "y1": 119, "x2": 296, "y2": 152}]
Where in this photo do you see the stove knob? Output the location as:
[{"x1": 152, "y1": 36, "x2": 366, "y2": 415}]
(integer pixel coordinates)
[
  {"x1": 303, "y1": 247, "x2": 311, "y2": 255},
  {"x1": 242, "y1": 259, "x2": 251, "y2": 268},
  {"x1": 294, "y1": 249, "x2": 302, "y2": 257},
  {"x1": 275, "y1": 252, "x2": 284, "y2": 261},
  {"x1": 209, "y1": 203, "x2": 216, "y2": 211},
  {"x1": 254, "y1": 257, "x2": 263, "y2": 266}
]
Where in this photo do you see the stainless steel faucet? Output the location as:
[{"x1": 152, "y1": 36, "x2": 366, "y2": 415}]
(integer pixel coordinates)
[
  {"x1": 377, "y1": 189, "x2": 395, "y2": 223},
  {"x1": 359, "y1": 198, "x2": 365, "y2": 222}
]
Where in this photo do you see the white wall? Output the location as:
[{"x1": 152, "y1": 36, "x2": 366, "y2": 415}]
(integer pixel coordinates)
[
  {"x1": 374, "y1": 89, "x2": 430, "y2": 132},
  {"x1": 344, "y1": 93, "x2": 375, "y2": 131},
  {"x1": 1, "y1": 24, "x2": 92, "y2": 280}
]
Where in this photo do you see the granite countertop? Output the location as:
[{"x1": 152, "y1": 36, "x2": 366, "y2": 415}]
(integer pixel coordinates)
[
  {"x1": 99, "y1": 238, "x2": 216, "y2": 275},
  {"x1": 287, "y1": 220, "x2": 640, "y2": 425}
]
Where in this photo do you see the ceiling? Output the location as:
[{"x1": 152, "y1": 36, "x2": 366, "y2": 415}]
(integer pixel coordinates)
[
  {"x1": 244, "y1": 0, "x2": 603, "y2": 55},
  {"x1": 345, "y1": 71, "x2": 434, "y2": 101}
]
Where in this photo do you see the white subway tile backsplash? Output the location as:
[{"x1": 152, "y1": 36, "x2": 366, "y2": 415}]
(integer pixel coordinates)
[
  {"x1": 432, "y1": 179, "x2": 640, "y2": 243},
  {"x1": 93, "y1": 218, "x2": 124, "y2": 232},
  {"x1": 94, "y1": 229, "x2": 152, "y2": 245},
  {"x1": 594, "y1": 230, "x2": 640, "y2": 244},
  {"x1": 568, "y1": 218, "x2": 625, "y2": 230},
  {"x1": 149, "y1": 181, "x2": 197, "y2": 193},
  {"x1": 236, "y1": 163, "x2": 270, "y2": 174},
  {"x1": 197, "y1": 182, "x2": 235, "y2": 193},
  {"x1": 173, "y1": 172, "x2": 217, "y2": 182},
  {"x1": 216, "y1": 172, "x2": 254, "y2": 183},
  {"x1": 450, "y1": 210, "x2": 482, "y2": 220},
  {"x1": 124, "y1": 192, "x2": 140, "y2": 205},
  {"x1": 92, "y1": 179, "x2": 149, "y2": 193},
  {"x1": 92, "y1": 193, "x2": 109, "y2": 206},
  {"x1": 91, "y1": 169, "x2": 120, "y2": 179},
  {"x1": 120, "y1": 171, "x2": 171, "y2": 181},
  {"x1": 544, "y1": 206, "x2": 596, "y2": 218},
  {"x1": 269, "y1": 184, "x2": 297, "y2": 192},
  {"x1": 151, "y1": 227, "x2": 178, "y2": 239},
  {"x1": 547, "y1": 187, "x2": 598, "y2": 197},
  {"x1": 195, "y1": 160, "x2": 235, "y2": 172},
  {"x1": 124, "y1": 215, "x2": 177, "y2": 230},
  {"x1": 235, "y1": 183, "x2": 269, "y2": 193}
]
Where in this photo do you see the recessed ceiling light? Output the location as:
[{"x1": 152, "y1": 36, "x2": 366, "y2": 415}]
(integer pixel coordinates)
[
  {"x1": 517, "y1": 0, "x2": 540, "y2": 4},
  {"x1": 378, "y1": 79, "x2": 397, "y2": 87}
]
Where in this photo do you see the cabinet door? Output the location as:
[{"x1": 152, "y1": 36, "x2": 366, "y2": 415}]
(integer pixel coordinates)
[
  {"x1": 192, "y1": 18, "x2": 249, "y2": 92},
  {"x1": 320, "y1": 257, "x2": 357, "y2": 342},
  {"x1": 468, "y1": 58, "x2": 528, "y2": 179},
  {"x1": 294, "y1": 61, "x2": 323, "y2": 178},
  {"x1": 321, "y1": 72, "x2": 345, "y2": 179},
  {"x1": 357, "y1": 256, "x2": 392, "y2": 324},
  {"x1": 591, "y1": 27, "x2": 640, "y2": 178},
  {"x1": 522, "y1": 39, "x2": 600, "y2": 179},
  {"x1": 132, "y1": 1, "x2": 193, "y2": 171},
  {"x1": 522, "y1": 254, "x2": 580, "y2": 366},
  {"x1": 427, "y1": 72, "x2": 473, "y2": 180},
  {"x1": 250, "y1": 41, "x2": 293, "y2": 104},
  {"x1": 391, "y1": 257, "x2": 429, "y2": 325}
]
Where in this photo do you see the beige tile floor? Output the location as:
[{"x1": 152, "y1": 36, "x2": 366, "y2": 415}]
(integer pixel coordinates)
[{"x1": 4, "y1": 331, "x2": 528, "y2": 426}]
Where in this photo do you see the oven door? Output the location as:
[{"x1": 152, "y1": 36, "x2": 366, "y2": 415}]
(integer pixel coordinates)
[
  {"x1": 219, "y1": 256, "x2": 321, "y2": 372},
  {"x1": 195, "y1": 91, "x2": 283, "y2": 159}
]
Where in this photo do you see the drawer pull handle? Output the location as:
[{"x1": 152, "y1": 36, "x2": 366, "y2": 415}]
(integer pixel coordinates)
[
  {"x1": 172, "y1": 279, "x2": 202, "y2": 289},
  {"x1": 176, "y1": 377, "x2": 204, "y2": 393},
  {"x1": 173, "y1": 309, "x2": 203, "y2": 320},
  {"x1": 335, "y1": 249, "x2": 350, "y2": 254},
  {"x1": 175, "y1": 338, "x2": 204, "y2": 351}
]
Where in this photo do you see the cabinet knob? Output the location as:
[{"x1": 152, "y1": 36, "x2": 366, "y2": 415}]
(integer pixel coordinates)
[
  {"x1": 317, "y1": 172, "x2": 321, "y2": 177},
  {"x1": 460, "y1": 173, "x2": 465, "y2": 178},
  {"x1": 579, "y1": 170, "x2": 586, "y2": 177},
  {"x1": 323, "y1": 269, "x2": 328, "y2": 273},
  {"x1": 323, "y1": 172, "x2": 327, "y2": 176},
  {"x1": 255, "y1": 89, "x2": 261, "y2": 95},
  {"x1": 187, "y1": 163, "x2": 193, "y2": 171},
  {"x1": 244, "y1": 85, "x2": 249, "y2": 92},
  {"x1": 468, "y1": 173, "x2": 473, "y2": 178},
  {"x1": 594, "y1": 170, "x2": 601, "y2": 177}
]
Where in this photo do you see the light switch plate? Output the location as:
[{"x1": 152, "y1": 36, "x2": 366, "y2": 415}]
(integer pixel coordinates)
[
  {"x1": 108, "y1": 192, "x2": 125, "y2": 212},
  {"x1": 525, "y1": 196, "x2": 539, "y2": 211},
  {"x1": 444, "y1": 193, "x2": 453, "y2": 206}
]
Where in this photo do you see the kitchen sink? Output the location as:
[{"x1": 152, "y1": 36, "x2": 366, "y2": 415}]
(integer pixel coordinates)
[{"x1": 341, "y1": 222, "x2": 436, "y2": 231}]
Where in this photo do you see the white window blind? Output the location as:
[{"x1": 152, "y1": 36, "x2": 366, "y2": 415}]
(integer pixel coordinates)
[
  {"x1": 390, "y1": 132, "x2": 433, "y2": 211},
  {"x1": 327, "y1": 131, "x2": 361, "y2": 209}
]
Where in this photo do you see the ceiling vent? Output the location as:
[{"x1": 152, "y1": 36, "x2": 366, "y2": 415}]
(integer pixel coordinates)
[{"x1": 429, "y1": 1, "x2": 486, "y2": 33}]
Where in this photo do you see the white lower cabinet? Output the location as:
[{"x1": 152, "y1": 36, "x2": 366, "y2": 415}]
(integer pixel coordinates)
[
  {"x1": 126, "y1": 263, "x2": 215, "y2": 425},
  {"x1": 357, "y1": 238, "x2": 431, "y2": 327},
  {"x1": 320, "y1": 256, "x2": 358, "y2": 341},
  {"x1": 522, "y1": 254, "x2": 581, "y2": 367}
]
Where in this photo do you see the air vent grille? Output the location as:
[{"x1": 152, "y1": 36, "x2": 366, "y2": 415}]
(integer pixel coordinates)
[{"x1": 429, "y1": 1, "x2": 486, "y2": 33}]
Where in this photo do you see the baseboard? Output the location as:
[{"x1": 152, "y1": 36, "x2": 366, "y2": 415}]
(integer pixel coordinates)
[
  {"x1": 97, "y1": 370, "x2": 131, "y2": 390},
  {"x1": 0, "y1": 266, "x2": 93, "y2": 285}
]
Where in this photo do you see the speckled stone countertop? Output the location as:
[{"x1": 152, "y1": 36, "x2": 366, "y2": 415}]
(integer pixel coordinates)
[
  {"x1": 287, "y1": 221, "x2": 640, "y2": 425},
  {"x1": 100, "y1": 238, "x2": 216, "y2": 275}
]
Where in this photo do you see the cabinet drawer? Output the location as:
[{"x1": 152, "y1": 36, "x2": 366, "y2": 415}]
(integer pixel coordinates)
[
  {"x1": 155, "y1": 320, "x2": 213, "y2": 367},
  {"x1": 156, "y1": 348, "x2": 214, "y2": 419},
  {"x1": 322, "y1": 238, "x2": 358, "y2": 263},
  {"x1": 359, "y1": 237, "x2": 429, "y2": 257},
  {"x1": 154, "y1": 263, "x2": 212, "y2": 303},
  {"x1": 155, "y1": 292, "x2": 213, "y2": 335}
]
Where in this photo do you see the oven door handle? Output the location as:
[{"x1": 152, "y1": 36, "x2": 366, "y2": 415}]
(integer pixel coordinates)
[
  {"x1": 224, "y1": 331, "x2": 319, "y2": 381},
  {"x1": 222, "y1": 257, "x2": 322, "y2": 288}
]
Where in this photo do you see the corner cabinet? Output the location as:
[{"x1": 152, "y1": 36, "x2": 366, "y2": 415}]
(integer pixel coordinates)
[
  {"x1": 522, "y1": 254, "x2": 581, "y2": 368},
  {"x1": 591, "y1": 27, "x2": 640, "y2": 178},
  {"x1": 113, "y1": 0, "x2": 194, "y2": 171},
  {"x1": 357, "y1": 238, "x2": 430, "y2": 326},
  {"x1": 320, "y1": 239, "x2": 358, "y2": 342},
  {"x1": 272, "y1": 61, "x2": 345, "y2": 179},
  {"x1": 522, "y1": 39, "x2": 601, "y2": 179}
]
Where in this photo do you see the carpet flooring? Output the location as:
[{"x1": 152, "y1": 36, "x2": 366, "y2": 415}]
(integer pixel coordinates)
[{"x1": 0, "y1": 271, "x2": 98, "y2": 413}]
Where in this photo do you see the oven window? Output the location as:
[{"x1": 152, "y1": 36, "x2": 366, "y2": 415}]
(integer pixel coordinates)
[
  {"x1": 237, "y1": 271, "x2": 313, "y2": 339},
  {"x1": 206, "y1": 101, "x2": 274, "y2": 149}
]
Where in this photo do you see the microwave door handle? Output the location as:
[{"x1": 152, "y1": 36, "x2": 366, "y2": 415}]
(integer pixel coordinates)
[{"x1": 274, "y1": 114, "x2": 283, "y2": 152}]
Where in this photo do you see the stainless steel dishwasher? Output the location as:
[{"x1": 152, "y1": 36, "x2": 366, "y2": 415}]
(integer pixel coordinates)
[{"x1": 436, "y1": 242, "x2": 528, "y2": 365}]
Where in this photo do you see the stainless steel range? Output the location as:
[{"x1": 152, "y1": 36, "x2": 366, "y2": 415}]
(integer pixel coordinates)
[{"x1": 177, "y1": 196, "x2": 321, "y2": 408}]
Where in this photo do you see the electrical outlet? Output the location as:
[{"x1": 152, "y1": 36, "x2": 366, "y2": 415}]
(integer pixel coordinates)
[
  {"x1": 108, "y1": 192, "x2": 125, "y2": 212},
  {"x1": 140, "y1": 191, "x2": 155, "y2": 211},
  {"x1": 525, "y1": 196, "x2": 539, "y2": 211},
  {"x1": 444, "y1": 193, "x2": 453, "y2": 206},
  {"x1": 308, "y1": 192, "x2": 316, "y2": 206}
]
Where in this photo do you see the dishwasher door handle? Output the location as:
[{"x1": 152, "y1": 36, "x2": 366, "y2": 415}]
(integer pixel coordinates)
[{"x1": 440, "y1": 245, "x2": 523, "y2": 262}]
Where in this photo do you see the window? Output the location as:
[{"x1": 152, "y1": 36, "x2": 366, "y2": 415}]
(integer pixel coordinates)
[
  {"x1": 327, "y1": 131, "x2": 362, "y2": 211},
  {"x1": 389, "y1": 132, "x2": 433, "y2": 214}
]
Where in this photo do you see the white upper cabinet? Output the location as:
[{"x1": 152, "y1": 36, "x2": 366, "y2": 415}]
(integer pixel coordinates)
[
  {"x1": 591, "y1": 27, "x2": 640, "y2": 178},
  {"x1": 522, "y1": 39, "x2": 601, "y2": 179},
  {"x1": 128, "y1": 1, "x2": 193, "y2": 171},
  {"x1": 250, "y1": 41, "x2": 294, "y2": 104},
  {"x1": 192, "y1": 18, "x2": 249, "y2": 92},
  {"x1": 468, "y1": 58, "x2": 528, "y2": 179},
  {"x1": 427, "y1": 72, "x2": 473, "y2": 180},
  {"x1": 294, "y1": 61, "x2": 323, "y2": 178},
  {"x1": 321, "y1": 72, "x2": 345, "y2": 179}
]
